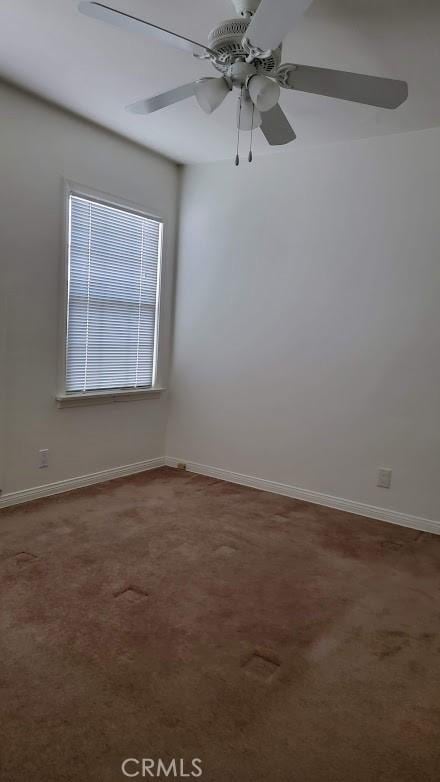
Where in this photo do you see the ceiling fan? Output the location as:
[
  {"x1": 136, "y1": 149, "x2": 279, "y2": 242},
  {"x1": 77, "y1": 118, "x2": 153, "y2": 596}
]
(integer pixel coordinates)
[{"x1": 78, "y1": 0, "x2": 408, "y2": 164}]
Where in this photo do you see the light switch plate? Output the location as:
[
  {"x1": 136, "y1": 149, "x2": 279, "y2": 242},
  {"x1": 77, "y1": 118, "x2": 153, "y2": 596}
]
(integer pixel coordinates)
[{"x1": 39, "y1": 449, "x2": 49, "y2": 469}]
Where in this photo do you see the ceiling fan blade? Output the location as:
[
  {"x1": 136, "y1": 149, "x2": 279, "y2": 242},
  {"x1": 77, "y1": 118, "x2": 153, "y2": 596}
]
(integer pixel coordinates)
[
  {"x1": 78, "y1": 1, "x2": 215, "y2": 58},
  {"x1": 281, "y1": 65, "x2": 408, "y2": 109},
  {"x1": 127, "y1": 82, "x2": 198, "y2": 115},
  {"x1": 260, "y1": 104, "x2": 296, "y2": 145},
  {"x1": 246, "y1": 0, "x2": 314, "y2": 52}
]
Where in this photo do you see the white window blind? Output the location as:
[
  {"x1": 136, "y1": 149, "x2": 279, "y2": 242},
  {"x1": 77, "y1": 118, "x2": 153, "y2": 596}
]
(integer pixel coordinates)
[{"x1": 66, "y1": 194, "x2": 162, "y2": 393}]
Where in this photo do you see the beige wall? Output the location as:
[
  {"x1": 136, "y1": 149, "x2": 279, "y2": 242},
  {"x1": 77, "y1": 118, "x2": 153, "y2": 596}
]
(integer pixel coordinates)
[
  {"x1": 0, "y1": 82, "x2": 179, "y2": 495},
  {"x1": 167, "y1": 127, "x2": 440, "y2": 522}
]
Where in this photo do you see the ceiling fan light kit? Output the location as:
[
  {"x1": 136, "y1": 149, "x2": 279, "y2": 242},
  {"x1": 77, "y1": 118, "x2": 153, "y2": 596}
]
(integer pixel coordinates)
[
  {"x1": 78, "y1": 0, "x2": 409, "y2": 165},
  {"x1": 248, "y1": 74, "x2": 281, "y2": 112},
  {"x1": 238, "y1": 91, "x2": 262, "y2": 131},
  {"x1": 194, "y1": 77, "x2": 231, "y2": 114}
]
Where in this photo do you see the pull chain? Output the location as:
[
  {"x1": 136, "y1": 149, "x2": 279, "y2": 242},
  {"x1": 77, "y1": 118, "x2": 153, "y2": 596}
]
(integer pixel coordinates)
[
  {"x1": 235, "y1": 87, "x2": 243, "y2": 166},
  {"x1": 248, "y1": 102, "x2": 255, "y2": 163}
]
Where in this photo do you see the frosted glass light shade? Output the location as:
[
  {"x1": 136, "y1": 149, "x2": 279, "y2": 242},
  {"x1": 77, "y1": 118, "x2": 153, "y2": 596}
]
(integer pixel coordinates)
[
  {"x1": 248, "y1": 75, "x2": 280, "y2": 112},
  {"x1": 238, "y1": 92, "x2": 262, "y2": 131},
  {"x1": 195, "y1": 78, "x2": 230, "y2": 114}
]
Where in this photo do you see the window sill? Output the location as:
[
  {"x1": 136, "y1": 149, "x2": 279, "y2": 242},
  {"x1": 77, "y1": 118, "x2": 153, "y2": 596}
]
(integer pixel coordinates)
[{"x1": 56, "y1": 387, "x2": 165, "y2": 409}]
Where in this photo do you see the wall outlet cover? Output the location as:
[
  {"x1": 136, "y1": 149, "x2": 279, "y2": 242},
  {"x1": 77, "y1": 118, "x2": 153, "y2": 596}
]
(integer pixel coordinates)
[{"x1": 377, "y1": 468, "x2": 392, "y2": 489}]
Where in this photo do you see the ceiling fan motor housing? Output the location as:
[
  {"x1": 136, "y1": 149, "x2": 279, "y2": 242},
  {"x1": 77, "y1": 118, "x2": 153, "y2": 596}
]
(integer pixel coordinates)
[{"x1": 208, "y1": 17, "x2": 282, "y2": 75}]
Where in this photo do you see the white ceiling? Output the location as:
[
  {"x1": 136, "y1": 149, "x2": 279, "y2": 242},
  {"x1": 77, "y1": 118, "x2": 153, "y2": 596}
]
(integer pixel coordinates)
[{"x1": 1, "y1": 0, "x2": 440, "y2": 163}]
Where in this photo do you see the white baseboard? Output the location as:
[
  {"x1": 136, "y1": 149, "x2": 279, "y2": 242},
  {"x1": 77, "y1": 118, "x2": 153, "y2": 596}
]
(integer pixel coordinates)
[
  {"x1": 165, "y1": 457, "x2": 440, "y2": 536},
  {"x1": 2, "y1": 454, "x2": 438, "y2": 537},
  {"x1": 0, "y1": 457, "x2": 165, "y2": 509}
]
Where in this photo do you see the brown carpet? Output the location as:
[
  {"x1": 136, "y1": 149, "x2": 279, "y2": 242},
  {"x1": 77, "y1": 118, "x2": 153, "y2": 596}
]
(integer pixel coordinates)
[{"x1": 1, "y1": 467, "x2": 440, "y2": 781}]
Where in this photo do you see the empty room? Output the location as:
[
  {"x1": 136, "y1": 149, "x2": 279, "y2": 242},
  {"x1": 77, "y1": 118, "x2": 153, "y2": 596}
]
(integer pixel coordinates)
[{"x1": 1, "y1": 0, "x2": 440, "y2": 780}]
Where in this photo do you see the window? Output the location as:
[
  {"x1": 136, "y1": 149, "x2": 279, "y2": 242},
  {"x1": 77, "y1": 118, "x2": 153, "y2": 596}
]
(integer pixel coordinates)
[{"x1": 65, "y1": 193, "x2": 163, "y2": 395}]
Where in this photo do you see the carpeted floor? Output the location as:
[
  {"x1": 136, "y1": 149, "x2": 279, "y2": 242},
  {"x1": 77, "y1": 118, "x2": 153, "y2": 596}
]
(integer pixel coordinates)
[{"x1": 1, "y1": 467, "x2": 440, "y2": 781}]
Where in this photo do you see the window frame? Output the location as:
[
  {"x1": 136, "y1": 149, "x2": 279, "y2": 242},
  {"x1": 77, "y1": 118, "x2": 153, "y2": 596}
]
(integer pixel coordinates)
[{"x1": 57, "y1": 181, "x2": 166, "y2": 407}]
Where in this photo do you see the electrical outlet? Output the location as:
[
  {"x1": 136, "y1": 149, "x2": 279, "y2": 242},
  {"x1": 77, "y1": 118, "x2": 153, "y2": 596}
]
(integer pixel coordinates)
[
  {"x1": 39, "y1": 449, "x2": 49, "y2": 469},
  {"x1": 377, "y1": 468, "x2": 392, "y2": 489}
]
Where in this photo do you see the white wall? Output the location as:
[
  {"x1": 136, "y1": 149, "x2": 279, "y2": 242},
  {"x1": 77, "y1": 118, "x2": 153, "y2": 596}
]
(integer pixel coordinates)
[
  {"x1": 0, "y1": 81, "x2": 179, "y2": 495},
  {"x1": 2, "y1": 80, "x2": 439, "y2": 522},
  {"x1": 167, "y1": 128, "x2": 440, "y2": 522}
]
